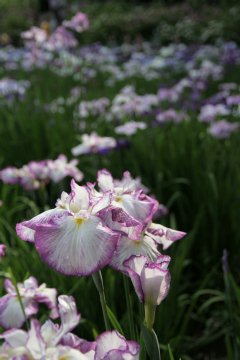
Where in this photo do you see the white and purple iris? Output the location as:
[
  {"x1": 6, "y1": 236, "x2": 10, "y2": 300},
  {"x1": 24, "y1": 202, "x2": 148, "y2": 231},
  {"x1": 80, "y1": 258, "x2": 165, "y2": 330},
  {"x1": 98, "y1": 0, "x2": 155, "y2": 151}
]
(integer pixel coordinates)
[
  {"x1": 0, "y1": 276, "x2": 58, "y2": 329},
  {"x1": 16, "y1": 169, "x2": 186, "y2": 278},
  {"x1": 71, "y1": 132, "x2": 117, "y2": 156},
  {"x1": 0, "y1": 155, "x2": 83, "y2": 190},
  {"x1": 0, "y1": 295, "x2": 140, "y2": 360}
]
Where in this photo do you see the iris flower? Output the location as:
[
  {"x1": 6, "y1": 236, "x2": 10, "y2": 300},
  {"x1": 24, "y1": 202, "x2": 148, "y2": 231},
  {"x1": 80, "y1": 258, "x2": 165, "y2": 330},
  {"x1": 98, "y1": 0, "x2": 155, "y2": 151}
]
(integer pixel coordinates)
[{"x1": 0, "y1": 276, "x2": 58, "y2": 329}]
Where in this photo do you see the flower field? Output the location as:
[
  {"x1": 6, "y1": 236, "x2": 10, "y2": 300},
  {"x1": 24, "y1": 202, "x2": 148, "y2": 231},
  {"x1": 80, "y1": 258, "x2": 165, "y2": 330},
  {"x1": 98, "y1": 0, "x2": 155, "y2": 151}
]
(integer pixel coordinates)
[{"x1": 0, "y1": 2, "x2": 239, "y2": 359}]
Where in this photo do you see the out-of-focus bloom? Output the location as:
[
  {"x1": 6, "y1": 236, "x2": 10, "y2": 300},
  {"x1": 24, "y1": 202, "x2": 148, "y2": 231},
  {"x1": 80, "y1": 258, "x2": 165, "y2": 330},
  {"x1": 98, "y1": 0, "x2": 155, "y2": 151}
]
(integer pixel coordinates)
[
  {"x1": 156, "y1": 109, "x2": 187, "y2": 124},
  {"x1": 0, "y1": 295, "x2": 94, "y2": 359},
  {"x1": 0, "y1": 276, "x2": 58, "y2": 329},
  {"x1": 16, "y1": 180, "x2": 120, "y2": 276},
  {"x1": 72, "y1": 132, "x2": 117, "y2": 156},
  {"x1": 0, "y1": 167, "x2": 19, "y2": 185},
  {"x1": 47, "y1": 154, "x2": 83, "y2": 182},
  {"x1": 0, "y1": 155, "x2": 83, "y2": 190},
  {"x1": 115, "y1": 121, "x2": 147, "y2": 135},
  {"x1": 46, "y1": 26, "x2": 77, "y2": 51},
  {"x1": 208, "y1": 120, "x2": 239, "y2": 139},
  {"x1": 226, "y1": 95, "x2": 240, "y2": 106},
  {"x1": 0, "y1": 295, "x2": 140, "y2": 359},
  {"x1": 0, "y1": 244, "x2": 6, "y2": 260},
  {"x1": 94, "y1": 330, "x2": 140, "y2": 360},
  {"x1": 63, "y1": 12, "x2": 89, "y2": 33},
  {"x1": 76, "y1": 98, "x2": 110, "y2": 118},
  {"x1": 0, "y1": 78, "x2": 30, "y2": 102},
  {"x1": 21, "y1": 27, "x2": 47, "y2": 47},
  {"x1": 198, "y1": 104, "x2": 230, "y2": 122},
  {"x1": 124, "y1": 254, "x2": 171, "y2": 329}
]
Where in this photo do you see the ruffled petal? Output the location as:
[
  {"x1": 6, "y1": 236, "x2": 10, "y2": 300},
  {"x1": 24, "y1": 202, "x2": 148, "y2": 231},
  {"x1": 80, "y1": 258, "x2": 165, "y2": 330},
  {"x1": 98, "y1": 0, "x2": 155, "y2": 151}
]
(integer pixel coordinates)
[{"x1": 146, "y1": 223, "x2": 186, "y2": 249}]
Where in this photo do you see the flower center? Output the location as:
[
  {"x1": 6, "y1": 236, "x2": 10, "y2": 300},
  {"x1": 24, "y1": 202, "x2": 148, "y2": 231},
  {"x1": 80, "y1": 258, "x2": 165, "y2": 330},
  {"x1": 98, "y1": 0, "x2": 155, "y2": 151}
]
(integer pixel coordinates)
[{"x1": 74, "y1": 217, "x2": 85, "y2": 227}]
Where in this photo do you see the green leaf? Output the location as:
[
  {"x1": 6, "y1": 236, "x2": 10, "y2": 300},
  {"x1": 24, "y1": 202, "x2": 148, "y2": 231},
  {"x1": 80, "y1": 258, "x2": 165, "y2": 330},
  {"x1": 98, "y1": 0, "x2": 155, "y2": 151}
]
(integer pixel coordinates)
[
  {"x1": 168, "y1": 344, "x2": 175, "y2": 360},
  {"x1": 106, "y1": 305, "x2": 124, "y2": 335},
  {"x1": 141, "y1": 324, "x2": 161, "y2": 360}
]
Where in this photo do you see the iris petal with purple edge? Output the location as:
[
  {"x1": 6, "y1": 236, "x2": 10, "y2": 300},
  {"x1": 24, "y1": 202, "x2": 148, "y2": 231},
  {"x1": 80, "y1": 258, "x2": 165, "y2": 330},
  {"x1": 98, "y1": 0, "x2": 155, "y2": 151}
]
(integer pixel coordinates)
[
  {"x1": 95, "y1": 330, "x2": 140, "y2": 360},
  {"x1": 34, "y1": 212, "x2": 120, "y2": 276},
  {"x1": 146, "y1": 222, "x2": 186, "y2": 249}
]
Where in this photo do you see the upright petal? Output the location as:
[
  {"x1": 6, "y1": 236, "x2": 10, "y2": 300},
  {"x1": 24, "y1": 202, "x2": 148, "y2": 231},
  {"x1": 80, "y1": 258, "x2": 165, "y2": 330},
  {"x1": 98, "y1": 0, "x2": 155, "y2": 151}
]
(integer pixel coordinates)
[{"x1": 97, "y1": 169, "x2": 114, "y2": 192}]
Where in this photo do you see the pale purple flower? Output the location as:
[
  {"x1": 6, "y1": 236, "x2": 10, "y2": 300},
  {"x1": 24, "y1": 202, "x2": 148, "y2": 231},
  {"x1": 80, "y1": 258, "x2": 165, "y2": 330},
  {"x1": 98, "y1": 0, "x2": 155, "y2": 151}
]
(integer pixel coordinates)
[
  {"x1": 71, "y1": 133, "x2": 117, "y2": 156},
  {"x1": 63, "y1": 12, "x2": 89, "y2": 33},
  {"x1": 47, "y1": 155, "x2": 84, "y2": 182},
  {"x1": 198, "y1": 104, "x2": 230, "y2": 123},
  {"x1": 21, "y1": 27, "x2": 47, "y2": 47},
  {"x1": 0, "y1": 155, "x2": 83, "y2": 190},
  {"x1": 208, "y1": 120, "x2": 239, "y2": 139},
  {"x1": 0, "y1": 295, "x2": 94, "y2": 359},
  {"x1": 0, "y1": 244, "x2": 6, "y2": 260},
  {"x1": 0, "y1": 276, "x2": 58, "y2": 329},
  {"x1": 124, "y1": 254, "x2": 171, "y2": 306},
  {"x1": 0, "y1": 167, "x2": 19, "y2": 185},
  {"x1": 226, "y1": 95, "x2": 240, "y2": 106},
  {"x1": 46, "y1": 26, "x2": 77, "y2": 51},
  {"x1": 115, "y1": 121, "x2": 147, "y2": 135},
  {"x1": 156, "y1": 109, "x2": 187, "y2": 124},
  {"x1": 16, "y1": 180, "x2": 120, "y2": 276}
]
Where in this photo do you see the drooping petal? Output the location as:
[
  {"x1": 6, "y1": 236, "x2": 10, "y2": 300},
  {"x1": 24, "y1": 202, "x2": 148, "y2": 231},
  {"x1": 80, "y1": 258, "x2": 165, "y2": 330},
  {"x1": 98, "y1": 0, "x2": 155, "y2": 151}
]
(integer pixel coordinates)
[
  {"x1": 35, "y1": 213, "x2": 119, "y2": 276},
  {"x1": 0, "y1": 295, "x2": 26, "y2": 329},
  {"x1": 95, "y1": 331, "x2": 140, "y2": 360},
  {"x1": 111, "y1": 235, "x2": 159, "y2": 272},
  {"x1": 0, "y1": 328, "x2": 28, "y2": 348},
  {"x1": 16, "y1": 208, "x2": 66, "y2": 242},
  {"x1": 61, "y1": 333, "x2": 96, "y2": 353},
  {"x1": 95, "y1": 331, "x2": 127, "y2": 360},
  {"x1": 146, "y1": 223, "x2": 186, "y2": 249}
]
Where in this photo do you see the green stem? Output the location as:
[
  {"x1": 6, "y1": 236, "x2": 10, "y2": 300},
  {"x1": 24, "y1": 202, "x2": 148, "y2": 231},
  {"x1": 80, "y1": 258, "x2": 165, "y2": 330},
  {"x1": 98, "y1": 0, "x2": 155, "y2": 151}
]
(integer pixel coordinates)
[
  {"x1": 92, "y1": 271, "x2": 110, "y2": 330},
  {"x1": 123, "y1": 275, "x2": 136, "y2": 339},
  {"x1": 144, "y1": 303, "x2": 156, "y2": 330},
  {"x1": 8, "y1": 268, "x2": 29, "y2": 330},
  {"x1": 141, "y1": 323, "x2": 161, "y2": 360}
]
